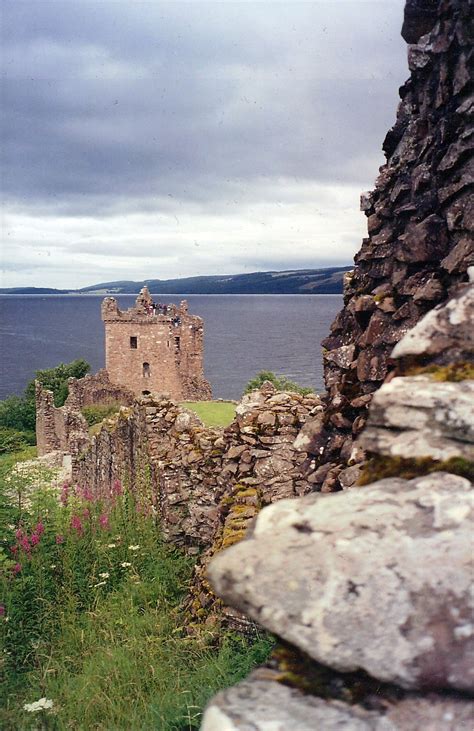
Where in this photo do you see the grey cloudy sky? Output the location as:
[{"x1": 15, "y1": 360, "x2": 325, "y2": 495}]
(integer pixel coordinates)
[{"x1": 1, "y1": 0, "x2": 407, "y2": 288}]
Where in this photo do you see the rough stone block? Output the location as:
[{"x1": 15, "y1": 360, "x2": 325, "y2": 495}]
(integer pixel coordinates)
[
  {"x1": 208, "y1": 473, "x2": 474, "y2": 692},
  {"x1": 358, "y1": 375, "x2": 474, "y2": 461},
  {"x1": 202, "y1": 675, "x2": 474, "y2": 730}
]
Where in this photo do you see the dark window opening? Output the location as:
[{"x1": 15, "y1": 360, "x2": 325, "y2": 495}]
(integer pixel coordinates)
[
  {"x1": 143, "y1": 362, "x2": 151, "y2": 378},
  {"x1": 174, "y1": 336, "x2": 180, "y2": 351},
  {"x1": 130, "y1": 336, "x2": 138, "y2": 349},
  {"x1": 142, "y1": 390, "x2": 151, "y2": 396}
]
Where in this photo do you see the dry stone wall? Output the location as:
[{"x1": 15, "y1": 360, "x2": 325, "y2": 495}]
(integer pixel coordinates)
[
  {"x1": 202, "y1": 279, "x2": 474, "y2": 730},
  {"x1": 305, "y1": 0, "x2": 473, "y2": 491},
  {"x1": 72, "y1": 385, "x2": 322, "y2": 560}
]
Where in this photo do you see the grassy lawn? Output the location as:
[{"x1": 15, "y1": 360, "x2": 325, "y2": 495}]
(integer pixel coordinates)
[{"x1": 181, "y1": 401, "x2": 236, "y2": 428}]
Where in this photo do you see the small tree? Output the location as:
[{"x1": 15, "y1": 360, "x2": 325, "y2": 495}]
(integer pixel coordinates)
[{"x1": 244, "y1": 370, "x2": 313, "y2": 396}]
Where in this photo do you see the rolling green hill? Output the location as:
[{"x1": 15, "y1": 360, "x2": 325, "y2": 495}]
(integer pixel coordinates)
[{"x1": 1, "y1": 266, "x2": 351, "y2": 296}]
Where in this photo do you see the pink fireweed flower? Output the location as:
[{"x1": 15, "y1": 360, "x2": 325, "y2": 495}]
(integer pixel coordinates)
[
  {"x1": 15, "y1": 528, "x2": 25, "y2": 541},
  {"x1": 10, "y1": 545, "x2": 18, "y2": 555},
  {"x1": 98, "y1": 513, "x2": 110, "y2": 530},
  {"x1": 30, "y1": 533, "x2": 40, "y2": 547},
  {"x1": 77, "y1": 485, "x2": 94, "y2": 501},
  {"x1": 70, "y1": 515, "x2": 83, "y2": 535},
  {"x1": 83, "y1": 486, "x2": 94, "y2": 501},
  {"x1": 12, "y1": 563, "x2": 22, "y2": 574},
  {"x1": 19, "y1": 537, "x2": 31, "y2": 554},
  {"x1": 82, "y1": 508, "x2": 91, "y2": 520},
  {"x1": 35, "y1": 522, "x2": 45, "y2": 536},
  {"x1": 111, "y1": 479, "x2": 123, "y2": 496},
  {"x1": 60, "y1": 485, "x2": 69, "y2": 506},
  {"x1": 0, "y1": 605, "x2": 5, "y2": 616},
  {"x1": 55, "y1": 534, "x2": 65, "y2": 544}
]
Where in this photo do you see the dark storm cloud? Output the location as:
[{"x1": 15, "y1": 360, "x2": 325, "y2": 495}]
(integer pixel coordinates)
[
  {"x1": 1, "y1": 1, "x2": 409, "y2": 288},
  {"x1": 1, "y1": 1, "x2": 407, "y2": 214}
]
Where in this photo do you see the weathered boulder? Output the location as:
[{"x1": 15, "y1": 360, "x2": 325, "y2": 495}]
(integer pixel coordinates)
[
  {"x1": 202, "y1": 675, "x2": 474, "y2": 731},
  {"x1": 208, "y1": 473, "x2": 474, "y2": 692},
  {"x1": 358, "y1": 375, "x2": 474, "y2": 461},
  {"x1": 391, "y1": 280, "x2": 474, "y2": 362}
]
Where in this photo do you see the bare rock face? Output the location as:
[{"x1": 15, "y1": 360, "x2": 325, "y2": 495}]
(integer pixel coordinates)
[
  {"x1": 359, "y1": 375, "x2": 474, "y2": 461},
  {"x1": 202, "y1": 675, "x2": 474, "y2": 731},
  {"x1": 307, "y1": 0, "x2": 473, "y2": 491},
  {"x1": 208, "y1": 473, "x2": 474, "y2": 692},
  {"x1": 401, "y1": 0, "x2": 439, "y2": 44}
]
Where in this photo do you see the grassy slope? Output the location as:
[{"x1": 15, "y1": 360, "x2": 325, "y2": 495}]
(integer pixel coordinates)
[
  {"x1": 0, "y1": 449, "x2": 272, "y2": 730},
  {"x1": 181, "y1": 401, "x2": 236, "y2": 428}
]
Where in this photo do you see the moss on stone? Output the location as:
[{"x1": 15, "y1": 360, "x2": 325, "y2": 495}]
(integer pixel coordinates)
[
  {"x1": 358, "y1": 454, "x2": 474, "y2": 485},
  {"x1": 269, "y1": 642, "x2": 403, "y2": 706},
  {"x1": 405, "y1": 361, "x2": 474, "y2": 382}
]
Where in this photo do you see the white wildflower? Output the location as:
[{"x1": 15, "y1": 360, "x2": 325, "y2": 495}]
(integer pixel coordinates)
[
  {"x1": 94, "y1": 581, "x2": 107, "y2": 588},
  {"x1": 128, "y1": 544, "x2": 140, "y2": 551},
  {"x1": 98, "y1": 572, "x2": 110, "y2": 579},
  {"x1": 107, "y1": 543, "x2": 117, "y2": 548},
  {"x1": 120, "y1": 562, "x2": 132, "y2": 568},
  {"x1": 23, "y1": 698, "x2": 54, "y2": 713}
]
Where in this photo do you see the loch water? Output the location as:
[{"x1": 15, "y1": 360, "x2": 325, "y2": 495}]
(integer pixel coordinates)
[{"x1": 0, "y1": 294, "x2": 342, "y2": 400}]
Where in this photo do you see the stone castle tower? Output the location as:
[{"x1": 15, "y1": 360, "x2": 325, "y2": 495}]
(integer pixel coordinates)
[{"x1": 101, "y1": 287, "x2": 212, "y2": 401}]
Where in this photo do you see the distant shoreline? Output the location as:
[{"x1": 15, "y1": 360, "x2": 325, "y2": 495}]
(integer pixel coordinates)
[
  {"x1": 0, "y1": 292, "x2": 345, "y2": 298},
  {"x1": 0, "y1": 265, "x2": 351, "y2": 297}
]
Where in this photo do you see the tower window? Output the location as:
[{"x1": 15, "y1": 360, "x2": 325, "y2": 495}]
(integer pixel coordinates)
[
  {"x1": 130, "y1": 336, "x2": 138, "y2": 349},
  {"x1": 174, "y1": 336, "x2": 180, "y2": 351},
  {"x1": 143, "y1": 362, "x2": 151, "y2": 378}
]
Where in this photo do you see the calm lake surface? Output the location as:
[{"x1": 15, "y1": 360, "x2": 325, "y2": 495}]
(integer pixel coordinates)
[{"x1": 0, "y1": 295, "x2": 342, "y2": 401}]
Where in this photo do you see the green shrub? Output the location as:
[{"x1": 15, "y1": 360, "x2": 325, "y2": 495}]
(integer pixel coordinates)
[
  {"x1": 244, "y1": 370, "x2": 314, "y2": 396},
  {"x1": 24, "y1": 358, "x2": 90, "y2": 407},
  {"x1": 0, "y1": 396, "x2": 36, "y2": 433},
  {"x1": 0, "y1": 427, "x2": 35, "y2": 455},
  {"x1": 81, "y1": 401, "x2": 122, "y2": 426}
]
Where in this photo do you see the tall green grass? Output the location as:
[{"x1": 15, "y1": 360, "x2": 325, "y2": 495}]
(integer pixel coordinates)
[{"x1": 0, "y1": 453, "x2": 272, "y2": 730}]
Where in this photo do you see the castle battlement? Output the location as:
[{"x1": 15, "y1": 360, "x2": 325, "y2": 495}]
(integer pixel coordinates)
[{"x1": 102, "y1": 287, "x2": 212, "y2": 400}]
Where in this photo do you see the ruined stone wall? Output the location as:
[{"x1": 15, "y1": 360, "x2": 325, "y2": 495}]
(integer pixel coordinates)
[
  {"x1": 73, "y1": 386, "x2": 323, "y2": 558},
  {"x1": 102, "y1": 288, "x2": 212, "y2": 401},
  {"x1": 35, "y1": 381, "x2": 89, "y2": 458},
  {"x1": 304, "y1": 0, "x2": 473, "y2": 491},
  {"x1": 35, "y1": 370, "x2": 134, "y2": 458},
  {"x1": 36, "y1": 383, "x2": 63, "y2": 456},
  {"x1": 64, "y1": 369, "x2": 134, "y2": 410}
]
